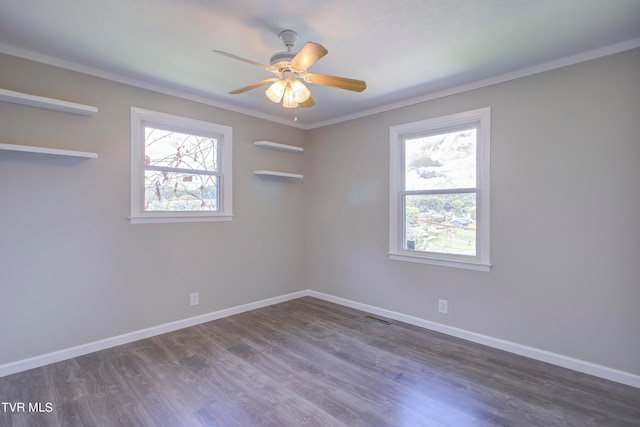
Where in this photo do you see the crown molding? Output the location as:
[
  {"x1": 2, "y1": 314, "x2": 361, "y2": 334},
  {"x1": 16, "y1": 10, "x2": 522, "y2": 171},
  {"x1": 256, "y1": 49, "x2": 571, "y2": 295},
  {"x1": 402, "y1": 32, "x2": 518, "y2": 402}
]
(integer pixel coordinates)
[
  {"x1": 306, "y1": 38, "x2": 640, "y2": 129},
  {"x1": 0, "y1": 43, "x2": 307, "y2": 129},
  {"x1": 2, "y1": 38, "x2": 639, "y2": 131}
]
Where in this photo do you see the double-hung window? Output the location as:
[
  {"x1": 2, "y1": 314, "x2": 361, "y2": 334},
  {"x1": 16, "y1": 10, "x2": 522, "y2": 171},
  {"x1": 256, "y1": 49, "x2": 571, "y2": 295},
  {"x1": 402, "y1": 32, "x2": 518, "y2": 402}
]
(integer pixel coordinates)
[
  {"x1": 389, "y1": 107, "x2": 491, "y2": 271},
  {"x1": 130, "y1": 107, "x2": 233, "y2": 224}
]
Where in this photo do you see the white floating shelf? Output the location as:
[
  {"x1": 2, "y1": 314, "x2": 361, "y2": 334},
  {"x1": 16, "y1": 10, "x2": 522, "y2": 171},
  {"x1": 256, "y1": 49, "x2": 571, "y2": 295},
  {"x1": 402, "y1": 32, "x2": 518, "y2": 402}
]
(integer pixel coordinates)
[
  {"x1": 0, "y1": 143, "x2": 98, "y2": 159},
  {"x1": 0, "y1": 88, "x2": 98, "y2": 116},
  {"x1": 253, "y1": 170, "x2": 303, "y2": 179},
  {"x1": 254, "y1": 141, "x2": 303, "y2": 153}
]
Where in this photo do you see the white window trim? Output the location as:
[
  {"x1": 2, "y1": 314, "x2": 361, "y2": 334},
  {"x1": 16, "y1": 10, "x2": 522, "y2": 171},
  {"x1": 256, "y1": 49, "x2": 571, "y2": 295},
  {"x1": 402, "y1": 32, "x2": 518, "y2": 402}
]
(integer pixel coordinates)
[
  {"x1": 389, "y1": 107, "x2": 491, "y2": 272},
  {"x1": 130, "y1": 107, "x2": 233, "y2": 224}
]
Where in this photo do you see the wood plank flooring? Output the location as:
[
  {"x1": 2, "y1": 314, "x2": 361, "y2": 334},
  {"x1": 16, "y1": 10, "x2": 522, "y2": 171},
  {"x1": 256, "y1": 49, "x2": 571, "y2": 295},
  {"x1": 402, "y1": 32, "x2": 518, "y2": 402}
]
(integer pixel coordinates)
[{"x1": 1, "y1": 297, "x2": 639, "y2": 426}]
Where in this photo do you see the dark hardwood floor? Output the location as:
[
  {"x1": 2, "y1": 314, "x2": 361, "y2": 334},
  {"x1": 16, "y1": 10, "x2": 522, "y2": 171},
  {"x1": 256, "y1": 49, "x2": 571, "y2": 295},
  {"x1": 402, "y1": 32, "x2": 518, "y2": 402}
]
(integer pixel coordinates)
[{"x1": 1, "y1": 297, "x2": 639, "y2": 426}]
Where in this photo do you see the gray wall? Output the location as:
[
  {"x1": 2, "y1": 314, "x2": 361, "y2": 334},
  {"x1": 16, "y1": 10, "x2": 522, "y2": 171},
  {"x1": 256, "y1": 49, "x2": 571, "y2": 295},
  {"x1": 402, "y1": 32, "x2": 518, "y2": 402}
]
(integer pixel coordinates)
[
  {"x1": 0, "y1": 54, "x2": 307, "y2": 365},
  {"x1": 305, "y1": 49, "x2": 640, "y2": 375},
  {"x1": 1, "y1": 49, "x2": 639, "y2": 377}
]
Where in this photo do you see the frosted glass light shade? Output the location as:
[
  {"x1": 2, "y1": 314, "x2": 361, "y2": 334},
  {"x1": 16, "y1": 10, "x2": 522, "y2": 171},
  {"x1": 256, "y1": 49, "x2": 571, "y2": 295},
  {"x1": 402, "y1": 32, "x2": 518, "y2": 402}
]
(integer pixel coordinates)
[
  {"x1": 282, "y1": 83, "x2": 298, "y2": 108},
  {"x1": 265, "y1": 80, "x2": 286, "y2": 103},
  {"x1": 289, "y1": 80, "x2": 311, "y2": 103}
]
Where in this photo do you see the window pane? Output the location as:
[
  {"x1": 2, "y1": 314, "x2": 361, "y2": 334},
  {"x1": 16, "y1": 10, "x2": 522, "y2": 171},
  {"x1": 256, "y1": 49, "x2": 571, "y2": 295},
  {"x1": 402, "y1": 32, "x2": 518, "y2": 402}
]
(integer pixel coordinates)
[
  {"x1": 144, "y1": 170, "x2": 219, "y2": 211},
  {"x1": 144, "y1": 127, "x2": 217, "y2": 171},
  {"x1": 404, "y1": 128, "x2": 476, "y2": 191},
  {"x1": 404, "y1": 193, "x2": 476, "y2": 256}
]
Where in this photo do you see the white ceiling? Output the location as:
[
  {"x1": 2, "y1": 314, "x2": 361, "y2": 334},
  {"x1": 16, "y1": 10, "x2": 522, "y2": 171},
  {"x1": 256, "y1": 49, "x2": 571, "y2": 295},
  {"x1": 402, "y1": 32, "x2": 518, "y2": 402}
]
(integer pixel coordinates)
[{"x1": 1, "y1": 0, "x2": 639, "y2": 128}]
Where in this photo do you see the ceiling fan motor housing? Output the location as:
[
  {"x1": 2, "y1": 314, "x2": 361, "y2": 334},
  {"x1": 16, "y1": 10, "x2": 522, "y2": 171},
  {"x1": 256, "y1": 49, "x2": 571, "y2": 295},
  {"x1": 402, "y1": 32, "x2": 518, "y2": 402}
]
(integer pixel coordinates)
[
  {"x1": 270, "y1": 51, "x2": 296, "y2": 71},
  {"x1": 271, "y1": 30, "x2": 300, "y2": 71}
]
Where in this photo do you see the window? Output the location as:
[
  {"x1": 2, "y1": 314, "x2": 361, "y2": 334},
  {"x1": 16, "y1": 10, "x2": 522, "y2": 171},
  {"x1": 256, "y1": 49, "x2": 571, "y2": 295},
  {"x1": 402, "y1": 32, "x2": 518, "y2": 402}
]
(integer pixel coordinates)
[
  {"x1": 130, "y1": 107, "x2": 232, "y2": 224},
  {"x1": 389, "y1": 108, "x2": 490, "y2": 271}
]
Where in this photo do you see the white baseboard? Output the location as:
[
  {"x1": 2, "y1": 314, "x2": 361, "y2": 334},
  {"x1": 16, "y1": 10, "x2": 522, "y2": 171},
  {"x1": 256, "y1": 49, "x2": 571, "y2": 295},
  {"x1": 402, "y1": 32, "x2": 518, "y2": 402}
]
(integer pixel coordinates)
[
  {"x1": 2, "y1": 289, "x2": 639, "y2": 389},
  {"x1": 306, "y1": 290, "x2": 640, "y2": 389},
  {"x1": 0, "y1": 291, "x2": 307, "y2": 378}
]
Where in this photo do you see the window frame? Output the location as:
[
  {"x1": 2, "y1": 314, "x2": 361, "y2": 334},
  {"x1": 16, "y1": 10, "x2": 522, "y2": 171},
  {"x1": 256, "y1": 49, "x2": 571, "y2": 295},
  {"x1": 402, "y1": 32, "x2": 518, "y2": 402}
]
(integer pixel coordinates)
[
  {"x1": 130, "y1": 107, "x2": 233, "y2": 224},
  {"x1": 389, "y1": 107, "x2": 491, "y2": 271}
]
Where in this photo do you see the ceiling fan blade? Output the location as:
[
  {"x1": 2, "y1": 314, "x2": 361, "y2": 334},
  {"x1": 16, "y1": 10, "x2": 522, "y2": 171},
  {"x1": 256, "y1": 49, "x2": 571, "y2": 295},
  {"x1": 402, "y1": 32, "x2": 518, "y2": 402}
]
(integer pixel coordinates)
[
  {"x1": 213, "y1": 50, "x2": 272, "y2": 71},
  {"x1": 291, "y1": 42, "x2": 328, "y2": 71},
  {"x1": 305, "y1": 73, "x2": 367, "y2": 92},
  {"x1": 299, "y1": 96, "x2": 315, "y2": 108},
  {"x1": 229, "y1": 78, "x2": 278, "y2": 94}
]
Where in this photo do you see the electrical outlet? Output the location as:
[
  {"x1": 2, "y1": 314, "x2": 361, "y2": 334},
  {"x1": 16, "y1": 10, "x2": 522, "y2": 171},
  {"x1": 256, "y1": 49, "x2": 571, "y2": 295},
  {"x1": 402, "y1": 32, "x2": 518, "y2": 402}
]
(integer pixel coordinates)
[
  {"x1": 190, "y1": 292, "x2": 199, "y2": 306},
  {"x1": 438, "y1": 299, "x2": 448, "y2": 314}
]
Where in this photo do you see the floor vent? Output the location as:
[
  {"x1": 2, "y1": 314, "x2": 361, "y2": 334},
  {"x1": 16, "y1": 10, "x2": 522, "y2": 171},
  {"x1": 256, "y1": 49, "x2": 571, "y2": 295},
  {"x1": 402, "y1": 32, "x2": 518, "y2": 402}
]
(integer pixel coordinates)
[{"x1": 365, "y1": 315, "x2": 392, "y2": 325}]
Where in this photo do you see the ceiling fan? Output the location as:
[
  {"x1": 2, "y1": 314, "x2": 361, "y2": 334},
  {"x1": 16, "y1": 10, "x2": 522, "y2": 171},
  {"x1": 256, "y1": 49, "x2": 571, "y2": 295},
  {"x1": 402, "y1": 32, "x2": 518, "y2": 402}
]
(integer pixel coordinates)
[{"x1": 213, "y1": 30, "x2": 366, "y2": 109}]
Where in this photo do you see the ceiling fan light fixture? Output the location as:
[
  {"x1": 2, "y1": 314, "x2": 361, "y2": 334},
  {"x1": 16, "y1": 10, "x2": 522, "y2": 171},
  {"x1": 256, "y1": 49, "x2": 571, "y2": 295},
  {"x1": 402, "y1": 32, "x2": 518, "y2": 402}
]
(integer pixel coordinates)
[
  {"x1": 282, "y1": 83, "x2": 298, "y2": 108},
  {"x1": 265, "y1": 80, "x2": 286, "y2": 103},
  {"x1": 215, "y1": 29, "x2": 367, "y2": 113}
]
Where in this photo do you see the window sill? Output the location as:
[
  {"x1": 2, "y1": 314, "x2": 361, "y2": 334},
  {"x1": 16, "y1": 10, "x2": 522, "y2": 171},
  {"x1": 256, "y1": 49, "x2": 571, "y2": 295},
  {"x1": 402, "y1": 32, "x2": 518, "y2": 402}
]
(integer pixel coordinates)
[
  {"x1": 129, "y1": 214, "x2": 233, "y2": 224},
  {"x1": 388, "y1": 252, "x2": 491, "y2": 272}
]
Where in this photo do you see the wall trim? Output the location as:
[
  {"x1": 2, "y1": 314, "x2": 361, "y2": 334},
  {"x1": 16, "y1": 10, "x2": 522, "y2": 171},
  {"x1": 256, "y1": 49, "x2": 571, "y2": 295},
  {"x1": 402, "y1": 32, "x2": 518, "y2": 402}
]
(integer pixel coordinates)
[
  {"x1": 306, "y1": 291, "x2": 640, "y2": 389},
  {"x1": 2, "y1": 289, "x2": 638, "y2": 389},
  {"x1": 0, "y1": 291, "x2": 306, "y2": 378},
  {"x1": 0, "y1": 43, "x2": 306, "y2": 130},
  {"x1": 2, "y1": 39, "x2": 639, "y2": 131},
  {"x1": 305, "y1": 38, "x2": 640, "y2": 129}
]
